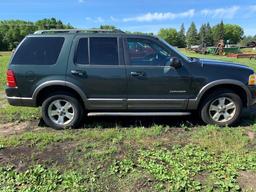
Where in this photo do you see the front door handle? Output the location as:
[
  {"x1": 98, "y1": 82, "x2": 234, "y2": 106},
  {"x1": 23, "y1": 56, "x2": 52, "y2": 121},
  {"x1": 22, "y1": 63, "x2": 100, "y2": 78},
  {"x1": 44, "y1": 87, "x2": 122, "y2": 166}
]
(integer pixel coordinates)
[
  {"x1": 71, "y1": 70, "x2": 86, "y2": 77},
  {"x1": 130, "y1": 71, "x2": 145, "y2": 77}
]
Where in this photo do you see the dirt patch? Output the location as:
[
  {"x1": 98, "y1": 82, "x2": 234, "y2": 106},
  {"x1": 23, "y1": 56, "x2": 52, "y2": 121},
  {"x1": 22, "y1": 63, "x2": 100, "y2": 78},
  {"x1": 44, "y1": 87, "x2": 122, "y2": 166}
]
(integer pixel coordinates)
[
  {"x1": 194, "y1": 172, "x2": 210, "y2": 186},
  {"x1": 0, "y1": 121, "x2": 40, "y2": 136},
  {"x1": 124, "y1": 128, "x2": 192, "y2": 150},
  {"x1": 237, "y1": 171, "x2": 256, "y2": 191},
  {"x1": 0, "y1": 141, "x2": 78, "y2": 170},
  {"x1": 132, "y1": 175, "x2": 155, "y2": 192}
]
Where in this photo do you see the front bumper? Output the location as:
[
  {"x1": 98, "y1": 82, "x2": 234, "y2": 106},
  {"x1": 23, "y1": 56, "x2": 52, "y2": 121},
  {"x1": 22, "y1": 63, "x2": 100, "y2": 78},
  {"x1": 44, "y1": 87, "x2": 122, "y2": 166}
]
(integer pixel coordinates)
[{"x1": 248, "y1": 86, "x2": 256, "y2": 106}]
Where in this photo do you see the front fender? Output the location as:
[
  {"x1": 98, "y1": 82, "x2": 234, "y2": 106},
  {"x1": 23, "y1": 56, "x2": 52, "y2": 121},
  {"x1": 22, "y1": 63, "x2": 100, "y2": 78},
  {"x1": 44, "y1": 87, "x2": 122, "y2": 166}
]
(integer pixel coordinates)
[{"x1": 187, "y1": 79, "x2": 251, "y2": 109}]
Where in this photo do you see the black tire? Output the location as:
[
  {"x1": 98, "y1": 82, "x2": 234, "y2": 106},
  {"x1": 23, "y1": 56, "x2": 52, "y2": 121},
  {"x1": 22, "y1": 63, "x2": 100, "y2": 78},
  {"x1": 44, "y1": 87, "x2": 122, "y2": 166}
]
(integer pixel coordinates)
[
  {"x1": 199, "y1": 89, "x2": 242, "y2": 126},
  {"x1": 42, "y1": 94, "x2": 84, "y2": 129}
]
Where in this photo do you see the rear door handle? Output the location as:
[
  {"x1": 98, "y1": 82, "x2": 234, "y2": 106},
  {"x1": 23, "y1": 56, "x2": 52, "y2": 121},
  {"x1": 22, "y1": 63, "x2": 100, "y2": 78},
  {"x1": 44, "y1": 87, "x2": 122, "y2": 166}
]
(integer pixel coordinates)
[
  {"x1": 71, "y1": 70, "x2": 86, "y2": 77},
  {"x1": 130, "y1": 71, "x2": 145, "y2": 77}
]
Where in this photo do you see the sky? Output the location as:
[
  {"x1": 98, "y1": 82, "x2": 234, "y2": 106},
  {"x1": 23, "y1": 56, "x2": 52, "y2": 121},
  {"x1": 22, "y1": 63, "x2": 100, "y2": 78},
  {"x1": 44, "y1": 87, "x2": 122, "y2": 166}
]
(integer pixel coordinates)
[{"x1": 0, "y1": 0, "x2": 256, "y2": 35}]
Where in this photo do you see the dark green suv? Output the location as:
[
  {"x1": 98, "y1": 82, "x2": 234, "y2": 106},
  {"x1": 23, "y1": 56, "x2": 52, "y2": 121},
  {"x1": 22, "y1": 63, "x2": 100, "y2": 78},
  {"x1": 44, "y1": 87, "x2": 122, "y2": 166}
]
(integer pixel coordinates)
[{"x1": 5, "y1": 29, "x2": 256, "y2": 129}]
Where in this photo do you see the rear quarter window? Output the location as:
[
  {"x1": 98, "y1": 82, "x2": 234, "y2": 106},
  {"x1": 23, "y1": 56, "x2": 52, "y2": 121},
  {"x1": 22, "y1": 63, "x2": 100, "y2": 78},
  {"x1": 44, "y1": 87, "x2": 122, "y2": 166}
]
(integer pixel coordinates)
[{"x1": 11, "y1": 37, "x2": 64, "y2": 65}]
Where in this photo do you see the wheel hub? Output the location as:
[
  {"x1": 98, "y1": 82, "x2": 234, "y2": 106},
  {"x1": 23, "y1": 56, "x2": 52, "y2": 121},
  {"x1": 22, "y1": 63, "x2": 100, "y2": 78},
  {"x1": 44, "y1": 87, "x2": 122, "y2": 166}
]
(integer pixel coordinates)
[
  {"x1": 208, "y1": 97, "x2": 236, "y2": 123},
  {"x1": 47, "y1": 99, "x2": 75, "y2": 126}
]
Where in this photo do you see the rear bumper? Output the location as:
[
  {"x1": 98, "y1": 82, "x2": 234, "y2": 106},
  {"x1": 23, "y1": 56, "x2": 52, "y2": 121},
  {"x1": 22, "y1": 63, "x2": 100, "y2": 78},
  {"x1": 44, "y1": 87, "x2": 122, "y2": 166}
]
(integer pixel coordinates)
[
  {"x1": 7, "y1": 96, "x2": 36, "y2": 107},
  {"x1": 5, "y1": 87, "x2": 36, "y2": 107}
]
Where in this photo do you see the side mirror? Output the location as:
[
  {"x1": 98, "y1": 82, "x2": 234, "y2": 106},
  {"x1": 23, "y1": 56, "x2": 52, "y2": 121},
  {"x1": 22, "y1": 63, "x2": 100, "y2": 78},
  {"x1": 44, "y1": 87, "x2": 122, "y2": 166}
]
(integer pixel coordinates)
[{"x1": 170, "y1": 57, "x2": 182, "y2": 69}]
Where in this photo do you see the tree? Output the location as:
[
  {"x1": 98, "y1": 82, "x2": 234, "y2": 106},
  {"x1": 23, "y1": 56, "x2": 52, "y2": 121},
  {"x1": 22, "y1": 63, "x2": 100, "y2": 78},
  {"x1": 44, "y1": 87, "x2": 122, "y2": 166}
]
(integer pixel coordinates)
[
  {"x1": 212, "y1": 20, "x2": 225, "y2": 45},
  {"x1": 35, "y1": 18, "x2": 73, "y2": 30},
  {"x1": 177, "y1": 24, "x2": 186, "y2": 48},
  {"x1": 0, "y1": 20, "x2": 37, "y2": 50},
  {"x1": 199, "y1": 24, "x2": 206, "y2": 45},
  {"x1": 223, "y1": 24, "x2": 244, "y2": 44},
  {"x1": 158, "y1": 28, "x2": 179, "y2": 46},
  {"x1": 186, "y1": 22, "x2": 199, "y2": 47},
  {"x1": 0, "y1": 18, "x2": 73, "y2": 51},
  {"x1": 212, "y1": 22, "x2": 244, "y2": 45},
  {"x1": 239, "y1": 35, "x2": 256, "y2": 46},
  {"x1": 198, "y1": 23, "x2": 213, "y2": 46},
  {"x1": 100, "y1": 25, "x2": 116, "y2": 30},
  {"x1": 205, "y1": 23, "x2": 213, "y2": 46}
]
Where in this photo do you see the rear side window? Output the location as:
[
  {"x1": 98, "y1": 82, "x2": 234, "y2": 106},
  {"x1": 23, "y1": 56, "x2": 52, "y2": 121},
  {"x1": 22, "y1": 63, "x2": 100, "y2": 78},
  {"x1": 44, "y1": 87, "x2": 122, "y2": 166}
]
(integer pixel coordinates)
[
  {"x1": 12, "y1": 37, "x2": 64, "y2": 65},
  {"x1": 75, "y1": 38, "x2": 89, "y2": 64},
  {"x1": 90, "y1": 37, "x2": 118, "y2": 65}
]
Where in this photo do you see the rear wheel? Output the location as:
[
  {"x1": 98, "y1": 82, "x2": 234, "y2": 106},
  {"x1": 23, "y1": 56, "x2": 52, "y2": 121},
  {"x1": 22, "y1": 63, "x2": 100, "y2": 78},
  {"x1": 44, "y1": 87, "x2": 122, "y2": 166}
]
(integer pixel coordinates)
[
  {"x1": 200, "y1": 90, "x2": 242, "y2": 126},
  {"x1": 42, "y1": 94, "x2": 84, "y2": 129}
]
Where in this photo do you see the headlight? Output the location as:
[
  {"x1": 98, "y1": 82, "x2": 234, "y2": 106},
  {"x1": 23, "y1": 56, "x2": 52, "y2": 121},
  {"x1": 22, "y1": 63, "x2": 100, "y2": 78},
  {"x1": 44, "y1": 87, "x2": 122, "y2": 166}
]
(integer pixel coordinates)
[{"x1": 248, "y1": 74, "x2": 256, "y2": 85}]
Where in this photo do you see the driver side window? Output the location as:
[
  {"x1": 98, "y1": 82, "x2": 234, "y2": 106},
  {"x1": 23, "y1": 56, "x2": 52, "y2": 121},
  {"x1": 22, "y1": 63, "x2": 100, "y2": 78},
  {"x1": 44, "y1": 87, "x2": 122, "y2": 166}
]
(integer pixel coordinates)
[{"x1": 127, "y1": 38, "x2": 171, "y2": 66}]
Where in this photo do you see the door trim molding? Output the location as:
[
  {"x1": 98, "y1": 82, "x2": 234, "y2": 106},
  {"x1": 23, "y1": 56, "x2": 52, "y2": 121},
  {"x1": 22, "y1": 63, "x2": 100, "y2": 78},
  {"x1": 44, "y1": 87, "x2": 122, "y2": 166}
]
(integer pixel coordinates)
[
  {"x1": 87, "y1": 98, "x2": 124, "y2": 101},
  {"x1": 128, "y1": 98, "x2": 186, "y2": 101},
  {"x1": 87, "y1": 98, "x2": 187, "y2": 102}
]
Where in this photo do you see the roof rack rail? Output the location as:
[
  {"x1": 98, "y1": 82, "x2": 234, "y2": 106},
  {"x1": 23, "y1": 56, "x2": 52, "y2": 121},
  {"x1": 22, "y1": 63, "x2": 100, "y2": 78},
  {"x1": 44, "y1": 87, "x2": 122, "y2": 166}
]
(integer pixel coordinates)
[{"x1": 33, "y1": 29, "x2": 125, "y2": 34}]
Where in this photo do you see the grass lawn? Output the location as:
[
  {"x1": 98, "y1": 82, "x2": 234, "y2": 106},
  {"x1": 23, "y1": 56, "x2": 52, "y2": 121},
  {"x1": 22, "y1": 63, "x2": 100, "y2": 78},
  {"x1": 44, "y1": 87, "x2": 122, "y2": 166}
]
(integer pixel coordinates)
[
  {"x1": 0, "y1": 52, "x2": 10, "y2": 91},
  {"x1": 0, "y1": 51, "x2": 256, "y2": 191}
]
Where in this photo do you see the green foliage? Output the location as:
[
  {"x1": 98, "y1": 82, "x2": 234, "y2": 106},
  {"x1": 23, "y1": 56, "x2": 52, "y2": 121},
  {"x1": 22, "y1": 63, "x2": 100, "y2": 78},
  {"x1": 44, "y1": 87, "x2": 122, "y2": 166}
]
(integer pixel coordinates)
[
  {"x1": 137, "y1": 144, "x2": 256, "y2": 191},
  {"x1": 212, "y1": 20, "x2": 225, "y2": 44},
  {"x1": 0, "y1": 20, "x2": 37, "y2": 50},
  {"x1": 224, "y1": 24, "x2": 244, "y2": 44},
  {"x1": 110, "y1": 159, "x2": 135, "y2": 177},
  {"x1": 199, "y1": 23, "x2": 213, "y2": 46},
  {"x1": 100, "y1": 25, "x2": 116, "y2": 30},
  {"x1": 0, "y1": 52, "x2": 10, "y2": 90},
  {"x1": 0, "y1": 103, "x2": 40, "y2": 123},
  {"x1": 192, "y1": 126, "x2": 249, "y2": 153},
  {"x1": 0, "y1": 165, "x2": 86, "y2": 192},
  {"x1": 177, "y1": 24, "x2": 187, "y2": 48},
  {"x1": 158, "y1": 28, "x2": 179, "y2": 47},
  {"x1": 212, "y1": 21, "x2": 243, "y2": 44},
  {"x1": 138, "y1": 145, "x2": 207, "y2": 191},
  {"x1": 35, "y1": 18, "x2": 73, "y2": 30},
  {"x1": 186, "y1": 22, "x2": 199, "y2": 47},
  {"x1": 0, "y1": 18, "x2": 73, "y2": 51},
  {"x1": 0, "y1": 130, "x2": 76, "y2": 149},
  {"x1": 240, "y1": 35, "x2": 256, "y2": 46}
]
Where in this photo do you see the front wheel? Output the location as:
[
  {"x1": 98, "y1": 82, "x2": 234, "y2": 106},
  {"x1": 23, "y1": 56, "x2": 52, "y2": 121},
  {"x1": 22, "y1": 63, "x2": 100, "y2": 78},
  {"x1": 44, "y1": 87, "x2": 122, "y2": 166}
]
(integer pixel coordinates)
[
  {"x1": 42, "y1": 94, "x2": 84, "y2": 129},
  {"x1": 200, "y1": 90, "x2": 242, "y2": 126}
]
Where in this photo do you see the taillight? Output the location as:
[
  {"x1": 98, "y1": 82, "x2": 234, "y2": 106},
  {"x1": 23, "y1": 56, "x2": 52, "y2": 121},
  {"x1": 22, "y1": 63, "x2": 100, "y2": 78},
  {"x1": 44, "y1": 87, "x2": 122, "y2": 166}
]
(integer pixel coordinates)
[{"x1": 7, "y1": 69, "x2": 17, "y2": 87}]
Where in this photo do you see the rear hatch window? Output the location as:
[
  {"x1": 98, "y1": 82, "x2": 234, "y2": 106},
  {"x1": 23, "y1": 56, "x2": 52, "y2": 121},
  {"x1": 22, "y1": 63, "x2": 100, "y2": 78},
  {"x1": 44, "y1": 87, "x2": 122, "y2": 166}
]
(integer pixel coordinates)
[{"x1": 11, "y1": 37, "x2": 64, "y2": 65}]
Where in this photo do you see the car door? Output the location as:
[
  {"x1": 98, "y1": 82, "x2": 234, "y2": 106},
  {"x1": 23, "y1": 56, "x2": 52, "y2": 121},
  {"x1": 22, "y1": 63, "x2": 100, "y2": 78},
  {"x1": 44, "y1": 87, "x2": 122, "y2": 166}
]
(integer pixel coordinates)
[
  {"x1": 66, "y1": 35, "x2": 127, "y2": 110},
  {"x1": 125, "y1": 37, "x2": 192, "y2": 110}
]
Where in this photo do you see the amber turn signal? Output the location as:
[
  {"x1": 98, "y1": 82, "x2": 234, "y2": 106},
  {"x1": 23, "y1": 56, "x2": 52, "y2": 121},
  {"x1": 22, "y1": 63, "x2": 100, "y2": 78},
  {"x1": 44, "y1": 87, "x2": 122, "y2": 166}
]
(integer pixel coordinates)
[{"x1": 248, "y1": 74, "x2": 256, "y2": 86}]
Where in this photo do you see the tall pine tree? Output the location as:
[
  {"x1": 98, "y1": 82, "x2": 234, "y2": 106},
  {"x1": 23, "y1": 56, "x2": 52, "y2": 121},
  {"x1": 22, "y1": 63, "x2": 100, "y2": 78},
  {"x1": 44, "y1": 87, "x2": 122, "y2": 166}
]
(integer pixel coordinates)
[
  {"x1": 199, "y1": 23, "x2": 213, "y2": 46},
  {"x1": 177, "y1": 24, "x2": 186, "y2": 48},
  {"x1": 212, "y1": 20, "x2": 225, "y2": 45},
  {"x1": 205, "y1": 23, "x2": 213, "y2": 46},
  {"x1": 186, "y1": 22, "x2": 198, "y2": 48}
]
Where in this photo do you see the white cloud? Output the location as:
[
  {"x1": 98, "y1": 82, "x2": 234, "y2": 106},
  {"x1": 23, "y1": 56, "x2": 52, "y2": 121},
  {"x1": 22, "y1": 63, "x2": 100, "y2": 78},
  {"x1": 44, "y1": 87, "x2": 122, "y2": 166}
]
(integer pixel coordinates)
[
  {"x1": 201, "y1": 6, "x2": 240, "y2": 19},
  {"x1": 123, "y1": 9, "x2": 195, "y2": 22}
]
